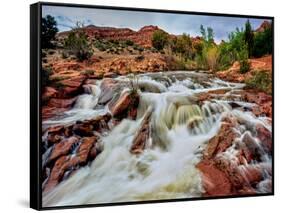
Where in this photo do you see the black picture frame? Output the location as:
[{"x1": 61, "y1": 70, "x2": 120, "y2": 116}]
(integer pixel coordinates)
[{"x1": 30, "y1": 1, "x2": 274, "y2": 210}]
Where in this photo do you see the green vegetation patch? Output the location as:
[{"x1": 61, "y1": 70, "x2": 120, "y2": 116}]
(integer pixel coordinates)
[{"x1": 246, "y1": 70, "x2": 272, "y2": 94}]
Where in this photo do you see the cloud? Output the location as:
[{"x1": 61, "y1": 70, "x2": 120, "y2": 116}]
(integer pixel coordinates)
[{"x1": 42, "y1": 5, "x2": 270, "y2": 42}]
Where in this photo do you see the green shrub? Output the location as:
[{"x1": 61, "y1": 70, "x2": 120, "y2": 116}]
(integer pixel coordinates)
[
  {"x1": 61, "y1": 51, "x2": 69, "y2": 59},
  {"x1": 238, "y1": 46, "x2": 250, "y2": 73},
  {"x1": 138, "y1": 47, "x2": 144, "y2": 53},
  {"x1": 173, "y1": 55, "x2": 187, "y2": 70},
  {"x1": 170, "y1": 33, "x2": 194, "y2": 60},
  {"x1": 82, "y1": 69, "x2": 95, "y2": 76},
  {"x1": 194, "y1": 54, "x2": 206, "y2": 70},
  {"x1": 51, "y1": 76, "x2": 68, "y2": 82},
  {"x1": 240, "y1": 60, "x2": 250, "y2": 73},
  {"x1": 42, "y1": 67, "x2": 53, "y2": 87},
  {"x1": 135, "y1": 55, "x2": 145, "y2": 61},
  {"x1": 125, "y1": 40, "x2": 134, "y2": 46},
  {"x1": 205, "y1": 46, "x2": 220, "y2": 71},
  {"x1": 246, "y1": 71, "x2": 272, "y2": 93},
  {"x1": 152, "y1": 30, "x2": 169, "y2": 51},
  {"x1": 94, "y1": 40, "x2": 107, "y2": 51},
  {"x1": 133, "y1": 45, "x2": 139, "y2": 50},
  {"x1": 53, "y1": 81, "x2": 65, "y2": 90},
  {"x1": 64, "y1": 26, "x2": 93, "y2": 61},
  {"x1": 253, "y1": 26, "x2": 272, "y2": 57},
  {"x1": 42, "y1": 51, "x2": 47, "y2": 58},
  {"x1": 42, "y1": 15, "x2": 58, "y2": 49}
]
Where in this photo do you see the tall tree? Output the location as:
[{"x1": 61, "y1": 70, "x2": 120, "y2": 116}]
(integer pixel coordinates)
[
  {"x1": 42, "y1": 15, "x2": 58, "y2": 49},
  {"x1": 200, "y1": 25, "x2": 214, "y2": 46},
  {"x1": 200, "y1": 25, "x2": 207, "y2": 41},
  {"x1": 244, "y1": 19, "x2": 254, "y2": 57},
  {"x1": 207, "y1": 27, "x2": 214, "y2": 43}
]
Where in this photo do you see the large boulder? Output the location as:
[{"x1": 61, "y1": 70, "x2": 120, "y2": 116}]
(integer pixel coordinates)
[
  {"x1": 42, "y1": 97, "x2": 77, "y2": 120},
  {"x1": 197, "y1": 115, "x2": 271, "y2": 196},
  {"x1": 42, "y1": 87, "x2": 58, "y2": 103},
  {"x1": 98, "y1": 78, "x2": 122, "y2": 104},
  {"x1": 48, "y1": 136, "x2": 80, "y2": 163},
  {"x1": 72, "y1": 113, "x2": 111, "y2": 136},
  {"x1": 43, "y1": 136, "x2": 99, "y2": 192},
  {"x1": 109, "y1": 91, "x2": 139, "y2": 119},
  {"x1": 203, "y1": 118, "x2": 238, "y2": 160},
  {"x1": 256, "y1": 124, "x2": 272, "y2": 153},
  {"x1": 196, "y1": 160, "x2": 232, "y2": 196}
]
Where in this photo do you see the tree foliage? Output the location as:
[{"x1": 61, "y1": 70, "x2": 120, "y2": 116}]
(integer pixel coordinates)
[
  {"x1": 252, "y1": 25, "x2": 272, "y2": 57},
  {"x1": 244, "y1": 20, "x2": 254, "y2": 57},
  {"x1": 170, "y1": 33, "x2": 194, "y2": 59},
  {"x1": 152, "y1": 30, "x2": 169, "y2": 51},
  {"x1": 42, "y1": 15, "x2": 58, "y2": 49},
  {"x1": 64, "y1": 22, "x2": 93, "y2": 61}
]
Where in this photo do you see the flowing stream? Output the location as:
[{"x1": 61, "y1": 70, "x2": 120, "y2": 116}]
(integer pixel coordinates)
[{"x1": 42, "y1": 71, "x2": 272, "y2": 206}]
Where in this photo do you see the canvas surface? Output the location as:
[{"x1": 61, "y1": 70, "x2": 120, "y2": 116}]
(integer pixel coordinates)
[{"x1": 39, "y1": 4, "x2": 273, "y2": 208}]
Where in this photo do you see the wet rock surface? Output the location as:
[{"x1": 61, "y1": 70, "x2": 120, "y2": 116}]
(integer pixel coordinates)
[
  {"x1": 41, "y1": 71, "x2": 272, "y2": 205},
  {"x1": 197, "y1": 115, "x2": 272, "y2": 196},
  {"x1": 130, "y1": 108, "x2": 152, "y2": 154},
  {"x1": 42, "y1": 114, "x2": 111, "y2": 193},
  {"x1": 109, "y1": 91, "x2": 140, "y2": 119}
]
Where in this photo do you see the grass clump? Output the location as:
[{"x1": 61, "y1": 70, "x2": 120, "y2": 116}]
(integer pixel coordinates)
[
  {"x1": 82, "y1": 69, "x2": 95, "y2": 76},
  {"x1": 246, "y1": 70, "x2": 272, "y2": 94},
  {"x1": 240, "y1": 59, "x2": 250, "y2": 73}
]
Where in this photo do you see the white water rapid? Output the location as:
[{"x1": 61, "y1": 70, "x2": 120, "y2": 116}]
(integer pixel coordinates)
[{"x1": 42, "y1": 71, "x2": 272, "y2": 206}]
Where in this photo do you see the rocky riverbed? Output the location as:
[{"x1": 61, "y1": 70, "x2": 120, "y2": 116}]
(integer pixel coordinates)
[{"x1": 41, "y1": 71, "x2": 272, "y2": 206}]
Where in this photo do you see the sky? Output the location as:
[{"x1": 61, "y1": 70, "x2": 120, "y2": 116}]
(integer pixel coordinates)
[{"x1": 42, "y1": 5, "x2": 270, "y2": 43}]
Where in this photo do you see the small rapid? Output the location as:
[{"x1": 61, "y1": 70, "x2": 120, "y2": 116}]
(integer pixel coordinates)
[{"x1": 42, "y1": 71, "x2": 272, "y2": 206}]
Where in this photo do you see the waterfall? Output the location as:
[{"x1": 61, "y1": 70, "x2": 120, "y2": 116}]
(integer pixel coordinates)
[
  {"x1": 74, "y1": 94, "x2": 98, "y2": 109},
  {"x1": 42, "y1": 71, "x2": 272, "y2": 206}
]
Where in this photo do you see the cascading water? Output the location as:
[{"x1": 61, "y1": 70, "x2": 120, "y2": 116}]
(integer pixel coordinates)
[{"x1": 42, "y1": 71, "x2": 272, "y2": 206}]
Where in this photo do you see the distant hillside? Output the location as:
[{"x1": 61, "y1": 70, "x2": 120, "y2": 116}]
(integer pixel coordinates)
[{"x1": 58, "y1": 25, "x2": 165, "y2": 48}]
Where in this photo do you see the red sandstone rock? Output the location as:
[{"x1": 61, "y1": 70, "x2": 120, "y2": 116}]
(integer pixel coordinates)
[
  {"x1": 48, "y1": 136, "x2": 80, "y2": 163},
  {"x1": 197, "y1": 160, "x2": 232, "y2": 196},
  {"x1": 255, "y1": 20, "x2": 271, "y2": 33},
  {"x1": 109, "y1": 91, "x2": 139, "y2": 118},
  {"x1": 203, "y1": 121, "x2": 237, "y2": 159},
  {"x1": 52, "y1": 61, "x2": 84, "y2": 73},
  {"x1": 130, "y1": 108, "x2": 152, "y2": 154},
  {"x1": 44, "y1": 136, "x2": 99, "y2": 192},
  {"x1": 42, "y1": 87, "x2": 58, "y2": 101},
  {"x1": 58, "y1": 25, "x2": 162, "y2": 48},
  {"x1": 256, "y1": 124, "x2": 272, "y2": 153},
  {"x1": 72, "y1": 114, "x2": 111, "y2": 136},
  {"x1": 98, "y1": 78, "x2": 120, "y2": 104},
  {"x1": 75, "y1": 136, "x2": 98, "y2": 164},
  {"x1": 48, "y1": 97, "x2": 77, "y2": 109}
]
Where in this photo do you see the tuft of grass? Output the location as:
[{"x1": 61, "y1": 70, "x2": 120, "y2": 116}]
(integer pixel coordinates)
[
  {"x1": 128, "y1": 73, "x2": 139, "y2": 95},
  {"x1": 53, "y1": 82, "x2": 65, "y2": 90},
  {"x1": 50, "y1": 75, "x2": 69, "y2": 82},
  {"x1": 239, "y1": 60, "x2": 250, "y2": 74},
  {"x1": 125, "y1": 40, "x2": 134, "y2": 46},
  {"x1": 82, "y1": 69, "x2": 95, "y2": 76},
  {"x1": 61, "y1": 51, "x2": 69, "y2": 59},
  {"x1": 42, "y1": 67, "x2": 53, "y2": 87},
  {"x1": 135, "y1": 55, "x2": 145, "y2": 62},
  {"x1": 246, "y1": 70, "x2": 272, "y2": 94}
]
